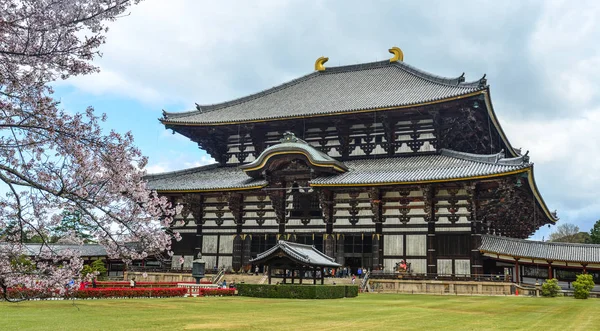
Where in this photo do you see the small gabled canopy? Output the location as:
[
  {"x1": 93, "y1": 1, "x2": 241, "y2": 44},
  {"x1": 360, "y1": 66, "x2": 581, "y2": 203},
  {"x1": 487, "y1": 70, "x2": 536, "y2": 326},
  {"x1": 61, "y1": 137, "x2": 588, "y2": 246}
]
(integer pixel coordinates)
[
  {"x1": 240, "y1": 132, "x2": 348, "y2": 178},
  {"x1": 250, "y1": 240, "x2": 340, "y2": 268}
]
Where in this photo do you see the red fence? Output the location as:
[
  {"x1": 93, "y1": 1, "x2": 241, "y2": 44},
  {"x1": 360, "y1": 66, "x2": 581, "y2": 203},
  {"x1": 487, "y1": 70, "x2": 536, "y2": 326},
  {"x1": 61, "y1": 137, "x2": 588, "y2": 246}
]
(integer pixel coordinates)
[{"x1": 95, "y1": 281, "x2": 211, "y2": 288}]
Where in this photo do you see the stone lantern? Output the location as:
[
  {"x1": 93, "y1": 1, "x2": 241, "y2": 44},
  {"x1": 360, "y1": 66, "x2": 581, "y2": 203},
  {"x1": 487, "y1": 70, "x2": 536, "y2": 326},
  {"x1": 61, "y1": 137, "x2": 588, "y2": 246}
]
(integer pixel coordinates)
[{"x1": 192, "y1": 253, "x2": 206, "y2": 284}]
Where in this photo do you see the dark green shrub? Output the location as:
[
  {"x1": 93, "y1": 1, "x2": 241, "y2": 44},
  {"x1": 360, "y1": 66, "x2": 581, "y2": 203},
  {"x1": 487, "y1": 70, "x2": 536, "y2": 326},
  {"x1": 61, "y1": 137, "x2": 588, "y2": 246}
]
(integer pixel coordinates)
[
  {"x1": 541, "y1": 278, "x2": 561, "y2": 297},
  {"x1": 573, "y1": 274, "x2": 595, "y2": 299},
  {"x1": 345, "y1": 285, "x2": 359, "y2": 298},
  {"x1": 237, "y1": 284, "x2": 356, "y2": 299}
]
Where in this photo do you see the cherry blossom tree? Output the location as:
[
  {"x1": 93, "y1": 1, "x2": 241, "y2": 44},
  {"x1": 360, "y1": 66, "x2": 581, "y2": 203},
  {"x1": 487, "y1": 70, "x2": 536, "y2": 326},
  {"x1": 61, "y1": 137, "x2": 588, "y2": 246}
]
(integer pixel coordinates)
[{"x1": 0, "y1": 0, "x2": 178, "y2": 300}]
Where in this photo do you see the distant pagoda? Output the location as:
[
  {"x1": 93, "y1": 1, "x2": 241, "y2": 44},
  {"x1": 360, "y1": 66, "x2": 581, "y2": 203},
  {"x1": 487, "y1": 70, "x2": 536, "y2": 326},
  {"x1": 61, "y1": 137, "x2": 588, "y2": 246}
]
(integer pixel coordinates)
[{"x1": 147, "y1": 47, "x2": 556, "y2": 276}]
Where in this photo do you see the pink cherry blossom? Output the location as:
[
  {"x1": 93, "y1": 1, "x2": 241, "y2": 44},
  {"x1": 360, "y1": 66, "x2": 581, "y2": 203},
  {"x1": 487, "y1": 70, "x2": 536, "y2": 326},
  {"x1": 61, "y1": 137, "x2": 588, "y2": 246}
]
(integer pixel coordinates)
[{"x1": 0, "y1": 0, "x2": 177, "y2": 300}]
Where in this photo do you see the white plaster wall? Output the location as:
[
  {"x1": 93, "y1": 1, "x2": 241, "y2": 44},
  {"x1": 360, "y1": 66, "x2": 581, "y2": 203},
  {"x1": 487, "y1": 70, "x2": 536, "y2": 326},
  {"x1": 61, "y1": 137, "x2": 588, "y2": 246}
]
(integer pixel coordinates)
[
  {"x1": 405, "y1": 235, "x2": 426, "y2": 256},
  {"x1": 407, "y1": 259, "x2": 427, "y2": 274},
  {"x1": 383, "y1": 235, "x2": 403, "y2": 256},
  {"x1": 219, "y1": 235, "x2": 233, "y2": 254},
  {"x1": 202, "y1": 235, "x2": 218, "y2": 254},
  {"x1": 437, "y1": 259, "x2": 453, "y2": 276},
  {"x1": 455, "y1": 260, "x2": 471, "y2": 276},
  {"x1": 383, "y1": 259, "x2": 399, "y2": 273},
  {"x1": 203, "y1": 256, "x2": 217, "y2": 270},
  {"x1": 219, "y1": 256, "x2": 233, "y2": 270},
  {"x1": 287, "y1": 219, "x2": 323, "y2": 226},
  {"x1": 183, "y1": 255, "x2": 194, "y2": 269}
]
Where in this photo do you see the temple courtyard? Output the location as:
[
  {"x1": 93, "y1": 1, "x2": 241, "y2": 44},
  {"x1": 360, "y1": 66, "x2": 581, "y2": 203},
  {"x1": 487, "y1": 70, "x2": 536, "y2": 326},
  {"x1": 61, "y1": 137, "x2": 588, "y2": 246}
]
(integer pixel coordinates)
[{"x1": 1, "y1": 294, "x2": 598, "y2": 330}]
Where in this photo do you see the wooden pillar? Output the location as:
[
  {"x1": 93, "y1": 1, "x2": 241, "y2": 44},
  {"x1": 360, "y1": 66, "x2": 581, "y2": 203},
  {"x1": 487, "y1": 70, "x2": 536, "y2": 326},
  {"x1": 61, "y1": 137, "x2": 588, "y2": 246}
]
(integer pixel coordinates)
[
  {"x1": 232, "y1": 234, "x2": 243, "y2": 272},
  {"x1": 514, "y1": 259, "x2": 520, "y2": 284},
  {"x1": 547, "y1": 261, "x2": 553, "y2": 279},
  {"x1": 583, "y1": 264, "x2": 588, "y2": 274},
  {"x1": 369, "y1": 188, "x2": 383, "y2": 270},
  {"x1": 471, "y1": 222, "x2": 484, "y2": 276},
  {"x1": 184, "y1": 193, "x2": 204, "y2": 259},
  {"x1": 242, "y1": 235, "x2": 252, "y2": 270},
  {"x1": 283, "y1": 268, "x2": 287, "y2": 284},
  {"x1": 423, "y1": 185, "x2": 437, "y2": 275},
  {"x1": 291, "y1": 268, "x2": 295, "y2": 284},
  {"x1": 320, "y1": 267, "x2": 324, "y2": 285},
  {"x1": 268, "y1": 265, "x2": 272, "y2": 284},
  {"x1": 324, "y1": 234, "x2": 335, "y2": 258},
  {"x1": 336, "y1": 234, "x2": 345, "y2": 266},
  {"x1": 372, "y1": 234, "x2": 381, "y2": 271},
  {"x1": 313, "y1": 267, "x2": 317, "y2": 285}
]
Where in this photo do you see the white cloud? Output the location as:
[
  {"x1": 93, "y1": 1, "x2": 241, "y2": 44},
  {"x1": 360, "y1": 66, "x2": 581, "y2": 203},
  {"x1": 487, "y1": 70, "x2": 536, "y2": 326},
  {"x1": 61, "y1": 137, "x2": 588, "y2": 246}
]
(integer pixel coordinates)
[
  {"x1": 504, "y1": 110, "x2": 600, "y2": 197},
  {"x1": 62, "y1": 68, "x2": 165, "y2": 103},
  {"x1": 528, "y1": 1, "x2": 600, "y2": 106},
  {"x1": 146, "y1": 153, "x2": 215, "y2": 174}
]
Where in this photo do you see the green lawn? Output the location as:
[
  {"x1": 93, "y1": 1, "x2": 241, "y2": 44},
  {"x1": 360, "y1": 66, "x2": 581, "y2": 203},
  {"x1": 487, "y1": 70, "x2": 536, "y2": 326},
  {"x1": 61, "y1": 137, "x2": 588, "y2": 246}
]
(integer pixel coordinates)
[{"x1": 0, "y1": 294, "x2": 598, "y2": 330}]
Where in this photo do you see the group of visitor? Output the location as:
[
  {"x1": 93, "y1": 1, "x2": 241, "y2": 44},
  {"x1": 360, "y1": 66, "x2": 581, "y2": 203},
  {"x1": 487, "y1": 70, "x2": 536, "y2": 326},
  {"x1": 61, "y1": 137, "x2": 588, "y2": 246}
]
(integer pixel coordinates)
[
  {"x1": 221, "y1": 280, "x2": 236, "y2": 289},
  {"x1": 67, "y1": 277, "x2": 97, "y2": 290}
]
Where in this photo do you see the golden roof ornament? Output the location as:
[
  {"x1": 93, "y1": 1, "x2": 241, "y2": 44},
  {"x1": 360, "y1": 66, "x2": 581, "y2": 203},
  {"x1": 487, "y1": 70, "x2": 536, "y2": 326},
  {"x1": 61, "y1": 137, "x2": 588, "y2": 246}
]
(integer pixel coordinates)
[
  {"x1": 389, "y1": 46, "x2": 404, "y2": 62},
  {"x1": 315, "y1": 56, "x2": 328, "y2": 71}
]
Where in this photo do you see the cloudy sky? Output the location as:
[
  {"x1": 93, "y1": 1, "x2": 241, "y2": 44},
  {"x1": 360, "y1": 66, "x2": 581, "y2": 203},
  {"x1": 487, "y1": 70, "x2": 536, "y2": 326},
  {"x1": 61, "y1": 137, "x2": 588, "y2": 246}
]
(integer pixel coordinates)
[{"x1": 53, "y1": 0, "x2": 600, "y2": 240}]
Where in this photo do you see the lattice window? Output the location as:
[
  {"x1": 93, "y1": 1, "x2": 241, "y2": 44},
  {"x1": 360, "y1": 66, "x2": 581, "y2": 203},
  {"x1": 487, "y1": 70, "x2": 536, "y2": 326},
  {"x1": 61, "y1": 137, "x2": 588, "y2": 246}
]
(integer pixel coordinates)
[{"x1": 290, "y1": 193, "x2": 322, "y2": 218}]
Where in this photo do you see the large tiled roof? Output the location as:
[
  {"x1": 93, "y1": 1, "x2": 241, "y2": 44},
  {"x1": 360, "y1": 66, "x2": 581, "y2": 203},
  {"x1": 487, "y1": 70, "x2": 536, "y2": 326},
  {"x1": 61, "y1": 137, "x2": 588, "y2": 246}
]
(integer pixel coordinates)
[
  {"x1": 250, "y1": 240, "x2": 340, "y2": 267},
  {"x1": 162, "y1": 60, "x2": 486, "y2": 125},
  {"x1": 480, "y1": 235, "x2": 600, "y2": 264},
  {"x1": 21, "y1": 244, "x2": 108, "y2": 257},
  {"x1": 145, "y1": 164, "x2": 267, "y2": 192},
  {"x1": 311, "y1": 149, "x2": 529, "y2": 186},
  {"x1": 145, "y1": 149, "x2": 528, "y2": 192}
]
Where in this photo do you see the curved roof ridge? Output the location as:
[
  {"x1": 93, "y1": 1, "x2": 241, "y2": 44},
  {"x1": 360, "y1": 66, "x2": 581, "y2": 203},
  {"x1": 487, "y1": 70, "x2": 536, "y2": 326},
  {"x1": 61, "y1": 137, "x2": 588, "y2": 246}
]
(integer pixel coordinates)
[
  {"x1": 163, "y1": 71, "x2": 320, "y2": 119},
  {"x1": 162, "y1": 59, "x2": 486, "y2": 121},
  {"x1": 440, "y1": 148, "x2": 529, "y2": 166},
  {"x1": 143, "y1": 163, "x2": 220, "y2": 180},
  {"x1": 392, "y1": 61, "x2": 486, "y2": 88}
]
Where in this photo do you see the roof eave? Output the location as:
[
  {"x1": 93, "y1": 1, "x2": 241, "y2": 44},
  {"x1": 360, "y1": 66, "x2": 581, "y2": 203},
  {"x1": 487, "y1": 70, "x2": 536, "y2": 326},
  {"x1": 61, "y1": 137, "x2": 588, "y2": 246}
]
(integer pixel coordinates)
[{"x1": 158, "y1": 90, "x2": 487, "y2": 127}]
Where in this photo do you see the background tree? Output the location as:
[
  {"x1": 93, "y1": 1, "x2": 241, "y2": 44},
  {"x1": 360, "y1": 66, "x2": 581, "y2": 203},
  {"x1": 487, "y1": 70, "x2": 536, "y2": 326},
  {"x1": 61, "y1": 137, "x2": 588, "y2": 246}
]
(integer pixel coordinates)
[
  {"x1": 548, "y1": 223, "x2": 589, "y2": 243},
  {"x1": 81, "y1": 259, "x2": 108, "y2": 281},
  {"x1": 0, "y1": 0, "x2": 179, "y2": 300},
  {"x1": 51, "y1": 210, "x2": 95, "y2": 244},
  {"x1": 589, "y1": 220, "x2": 600, "y2": 244}
]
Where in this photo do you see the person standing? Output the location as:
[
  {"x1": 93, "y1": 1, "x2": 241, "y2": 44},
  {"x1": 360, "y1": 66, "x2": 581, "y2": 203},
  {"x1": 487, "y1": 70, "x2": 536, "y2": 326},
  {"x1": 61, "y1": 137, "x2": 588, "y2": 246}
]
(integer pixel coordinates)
[
  {"x1": 255, "y1": 266, "x2": 259, "y2": 276},
  {"x1": 130, "y1": 278, "x2": 136, "y2": 288},
  {"x1": 357, "y1": 267, "x2": 362, "y2": 279}
]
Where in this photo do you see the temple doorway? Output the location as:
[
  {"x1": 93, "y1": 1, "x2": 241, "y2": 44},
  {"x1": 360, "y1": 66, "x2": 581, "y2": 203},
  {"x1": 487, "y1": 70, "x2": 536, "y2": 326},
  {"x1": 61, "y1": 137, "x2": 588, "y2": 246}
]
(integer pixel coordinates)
[{"x1": 345, "y1": 257, "x2": 362, "y2": 276}]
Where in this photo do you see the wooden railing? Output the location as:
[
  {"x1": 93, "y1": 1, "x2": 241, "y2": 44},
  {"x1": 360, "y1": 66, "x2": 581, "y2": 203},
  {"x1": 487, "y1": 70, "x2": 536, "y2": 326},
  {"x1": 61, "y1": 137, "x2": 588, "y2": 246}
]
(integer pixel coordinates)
[
  {"x1": 128, "y1": 266, "x2": 192, "y2": 273},
  {"x1": 360, "y1": 271, "x2": 371, "y2": 292}
]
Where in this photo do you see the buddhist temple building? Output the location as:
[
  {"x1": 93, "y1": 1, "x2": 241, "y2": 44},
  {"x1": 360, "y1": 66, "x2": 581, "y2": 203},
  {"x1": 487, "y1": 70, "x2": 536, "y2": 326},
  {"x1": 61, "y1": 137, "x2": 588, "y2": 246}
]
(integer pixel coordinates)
[{"x1": 146, "y1": 47, "x2": 568, "y2": 281}]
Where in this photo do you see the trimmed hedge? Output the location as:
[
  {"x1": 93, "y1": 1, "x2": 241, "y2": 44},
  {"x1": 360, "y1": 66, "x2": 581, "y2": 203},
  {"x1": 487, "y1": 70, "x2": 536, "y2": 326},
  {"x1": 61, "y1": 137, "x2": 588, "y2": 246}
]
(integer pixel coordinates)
[
  {"x1": 345, "y1": 285, "x2": 359, "y2": 298},
  {"x1": 74, "y1": 287, "x2": 187, "y2": 299},
  {"x1": 2, "y1": 287, "x2": 188, "y2": 300},
  {"x1": 197, "y1": 288, "x2": 236, "y2": 296},
  {"x1": 237, "y1": 284, "x2": 358, "y2": 299}
]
